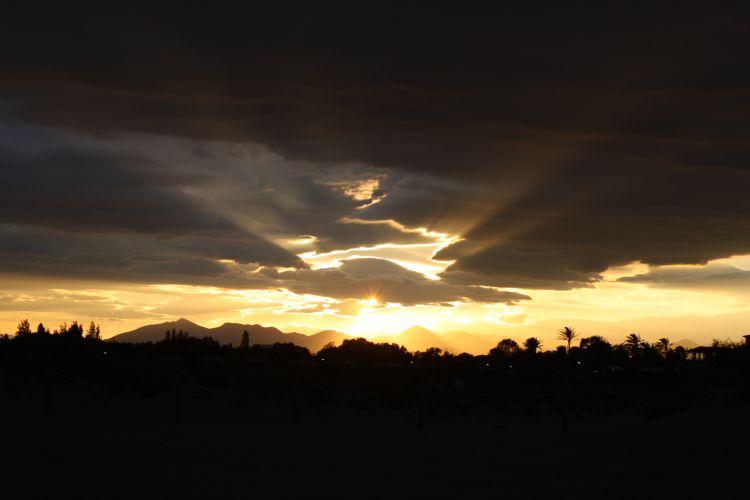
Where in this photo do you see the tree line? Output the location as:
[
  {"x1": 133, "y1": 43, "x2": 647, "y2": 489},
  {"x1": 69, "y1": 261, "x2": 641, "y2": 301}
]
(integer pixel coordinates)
[
  {"x1": 488, "y1": 327, "x2": 693, "y2": 363},
  {"x1": 2, "y1": 321, "x2": 748, "y2": 425},
  {"x1": 4, "y1": 320, "x2": 747, "y2": 367},
  {"x1": 12, "y1": 319, "x2": 101, "y2": 340}
]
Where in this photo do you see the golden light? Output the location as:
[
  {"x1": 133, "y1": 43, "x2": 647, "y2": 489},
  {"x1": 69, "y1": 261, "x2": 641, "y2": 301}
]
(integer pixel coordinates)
[
  {"x1": 346, "y1": 302, "x2": 447, "y2": 338},
  {"x1": 359, "y1": 296, "x2": 380, "y2": 307},
  {"x1": 283, "y1": 235, "x2": 318, "y2": 246}
]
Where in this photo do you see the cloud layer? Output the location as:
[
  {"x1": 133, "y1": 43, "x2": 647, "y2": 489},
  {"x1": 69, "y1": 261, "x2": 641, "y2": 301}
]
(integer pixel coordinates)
[{"x1": 2, "y1": 3, "x2": 750, "y2": 296}]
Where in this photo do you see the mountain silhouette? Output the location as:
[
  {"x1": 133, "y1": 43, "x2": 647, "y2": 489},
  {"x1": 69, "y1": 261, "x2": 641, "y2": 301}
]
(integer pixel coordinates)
[
  {"x1": 371, "y1": 325, "x2": 448, "y2": 352},
  {"x1": 109, "y1": 319, "x2": 349, "y2": 352},
  {"x1": 110, "y1": 320, "x2": 503, "y2": 354},
  {"x1": 673, "y1": 338, "x2": 699, "y2": 349},
  {"x1": 370, "y1": 325, "x2": 498, "y2": 354},
  {"x1": 208, "y1": 323, "x2": 349, "y2": 352},
  {"x1": 110, "y1": 318, "x2": 211, "y2": 342},
  {"x1": 441, "y1": 330, "x2": 499, "y2": 354}
]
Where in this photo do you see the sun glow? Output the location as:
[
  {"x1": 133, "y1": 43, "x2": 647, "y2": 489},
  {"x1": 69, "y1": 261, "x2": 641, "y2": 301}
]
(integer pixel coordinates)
[
  {"x1": 359, "y1": 296, "x2": 380, "y2": 307},
  {"x1": 346, "y1": 302, "x2": 442, "y2": 338},
  {"x1": 6, "y1": 251, "x2": 750, "y2": 346}
]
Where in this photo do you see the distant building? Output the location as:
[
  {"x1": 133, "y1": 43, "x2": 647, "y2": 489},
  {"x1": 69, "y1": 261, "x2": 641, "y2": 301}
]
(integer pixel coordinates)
[{"x1": 687, "y1": 346, "x2": 713, "y2": 360}]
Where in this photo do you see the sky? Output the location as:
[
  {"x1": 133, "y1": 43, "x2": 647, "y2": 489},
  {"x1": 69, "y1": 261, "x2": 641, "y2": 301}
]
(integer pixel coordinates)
[{"x1": 2, "y1": 3, "x2": 750, "y2": 347}]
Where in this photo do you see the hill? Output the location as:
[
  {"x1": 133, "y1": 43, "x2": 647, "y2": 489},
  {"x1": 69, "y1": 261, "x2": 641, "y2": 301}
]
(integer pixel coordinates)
[
  {"x1": 372, "y1": 325, "x2": 449, "y2": 352},
  {"x1": 673, "y1": 339, "x2": 699, "y2": 349},
  {"x1": 110, "y1": 318, "x2": 212, "y2": 343},
  {"x1": 371, "y1": 325, "x2": 498, "y2": 355},
  {"x1": 110, "y1": 320, "x2": 501, "y2": 354},
  {"x1": 109, "y1": 319, "x2": 349, "y2": 352},
  {"x1": 441, "y1": 330, "x2": 499, "y2": 354}
]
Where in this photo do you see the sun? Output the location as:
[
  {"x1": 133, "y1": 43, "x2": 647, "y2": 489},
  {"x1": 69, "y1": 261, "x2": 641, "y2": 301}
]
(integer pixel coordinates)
[
  {"x1": 359, "y1": 296, "x2": 380, "y2": 307},
  {"x1": 346, "y1": 301, "x2": 444, "y2": 338}
]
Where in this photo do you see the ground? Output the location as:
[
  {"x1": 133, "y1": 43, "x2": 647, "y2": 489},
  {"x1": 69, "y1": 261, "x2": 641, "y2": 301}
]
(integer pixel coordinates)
[{"x1": 1, "y1": 381, "x2": 746, "y2": 499}]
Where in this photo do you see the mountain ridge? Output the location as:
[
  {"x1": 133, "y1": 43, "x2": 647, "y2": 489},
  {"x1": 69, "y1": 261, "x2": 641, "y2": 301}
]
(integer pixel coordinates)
[
  {"x1": 111, "y1": 318, "x2": 504, "y2": 354},
  {"x1": 105, "y1": 319, "x2": 703, "y2": 355},
  {"x1": 109, "y1": 319, "x2": 350, "y2": 352}
]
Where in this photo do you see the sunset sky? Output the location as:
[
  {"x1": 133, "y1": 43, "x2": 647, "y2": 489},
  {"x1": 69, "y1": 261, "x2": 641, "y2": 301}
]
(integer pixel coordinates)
[{"x1": 2, "y1": 4, "x2": 750, "y2": 347}]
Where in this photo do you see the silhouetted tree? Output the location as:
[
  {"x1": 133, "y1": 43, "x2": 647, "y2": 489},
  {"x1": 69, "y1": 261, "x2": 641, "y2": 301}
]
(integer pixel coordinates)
[
  {"x1": 85, "y1": 321, "x2": 101, "y2": 340},
  {"x1": 623, "y1": 333, "x2": 644, "y2": 359},
  {"x1": 249, "y1": 342, "x2": 310, "y2": 362},
  {"x1": 36, "y1": 322, "x2": 49, "y2": 336},
  {"x1": 490, "y1": 338, "x2": 520, "y2": 357},
  {"x1": 318, "y1": 337, "x2": 409, "y2": 363},
  {"x1": 16, "y1": 319, "x2": 31, "y2": 337},
  {"x1": 640, "y1": 342, "x2": 662, "y2": 364},
  {"x1": 240, "y1": 330, "x2": 250, "y2": 350},
  {"x1": 415, "y1": 347, "x2": 443, "y2": 361},
  {"x1": 657, "y1": 338, "x2": 672, "y2": 358},
  {"x1": 523, "y1": 337, "x2": 542, "y2": 354},
  {"x1": 711, "y1": 338, "x2": 741, "y2": 349},
  {"x1": 580, "y1": 335, "x2": 609, "y2": 350},
  {"x1": 425, "y1": 347, "x2": 443, "y2": 357},
  {"x1": 579, "y1": 335, "x2": 614, "y2": 364},
  {"x1": 64, "y1": 321, "x2": 84, "y2": 339},
  {"x1": 673, "y1": 345, "x2": 687, "y2": 361},
  {"x1": 558, "y1": 326, "x2": 577, "y2": 353}
]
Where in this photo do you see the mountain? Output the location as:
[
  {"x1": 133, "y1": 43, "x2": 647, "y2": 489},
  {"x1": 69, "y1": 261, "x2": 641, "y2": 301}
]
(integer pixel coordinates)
[
  {"x1": 203, "y1": 323, "x2": 349, "y2": 352},
  {"x1": 307, "y1": 330, "x2": 351, "y2": 352},
  {"x1": 110, "y1": 318, "x2": 211, "y2": 343},
  {"x1": 371, "y1": 325, "x2": 445, "y2": 352},
  {"x1": 370, "y1": 325, "x2": 501, "y2": 354},
  {"x1": 207, "y1": 322, "x2": 292, "y2": 346},
  {"x1": 673, "y1": 338, "x2": 699, "y2": 349},
  {"x1": 442, "y1": 330, "x2": 499, "y2": 354},
  {"x1": 370, "y1": 325, "x2": 486, "y2": 354},
  {"x1": 110, "y1": 320, "x2": 497, "y2": 354},
  {"x1": 392, "y1": 325, "x2": 452, "y2": 352},
  {"x1": 108, "y1": 319, "x2": 349, "y2": 352}
]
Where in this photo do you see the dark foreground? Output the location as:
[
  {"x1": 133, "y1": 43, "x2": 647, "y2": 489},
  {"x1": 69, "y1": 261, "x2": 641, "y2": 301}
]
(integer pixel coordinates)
[{"x1": 1, "y1": 382, "x2": 747, "y2": 500}]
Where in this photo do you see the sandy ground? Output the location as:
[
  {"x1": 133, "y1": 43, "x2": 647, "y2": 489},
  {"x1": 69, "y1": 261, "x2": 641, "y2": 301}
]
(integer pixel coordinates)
[{"x1": 1, "y1": 382, "x2": 747, "y2": 499}]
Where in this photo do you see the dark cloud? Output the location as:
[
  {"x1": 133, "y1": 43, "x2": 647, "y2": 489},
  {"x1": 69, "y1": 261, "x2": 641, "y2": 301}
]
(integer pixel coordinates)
[
  {"x1": 2, "y1": 3, "x2": 750, "y2": 292},
  {"x1": 0, "y1": 226, "x2": 528, "y2": 305},
  {"x1": 0, "y1": 137, "x2": 226, "y2": 235},
  {"x1": 619, "y1": 264, "x2": 750, "y2": 292},
  {"x1": 3, "y1": 3, "x2": 749, "y2": 173},
  {"x1": 0, "y1": 224, "x2": 297, "y2": 285},
  {"x1": 0, "y1": 122, "x2": 441, "y2": 279},
  {"x1": 437, "y1": 163, "x2": 750, "y2": 289}
]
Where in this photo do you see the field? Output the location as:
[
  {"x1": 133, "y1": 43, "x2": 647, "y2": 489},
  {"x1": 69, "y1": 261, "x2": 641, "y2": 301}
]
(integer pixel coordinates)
[{"x1": 2, "y1": 373, "x2": 747, "y2": 499}]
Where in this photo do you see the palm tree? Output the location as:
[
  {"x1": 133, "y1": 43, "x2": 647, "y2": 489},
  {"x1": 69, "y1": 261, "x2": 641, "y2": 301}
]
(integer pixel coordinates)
[
  {"x1": 558, "y1": 326, "x2": 578, "y2": 353},
  {"x1": 623, "y1": 333, "x2": 643, "y2": 359},
  {"x1": 523, "y1": 337, "x2": 542, "y2": 355},
  {"x1": 657, "y1": 337, "x2": 672, "y2": 358}
]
